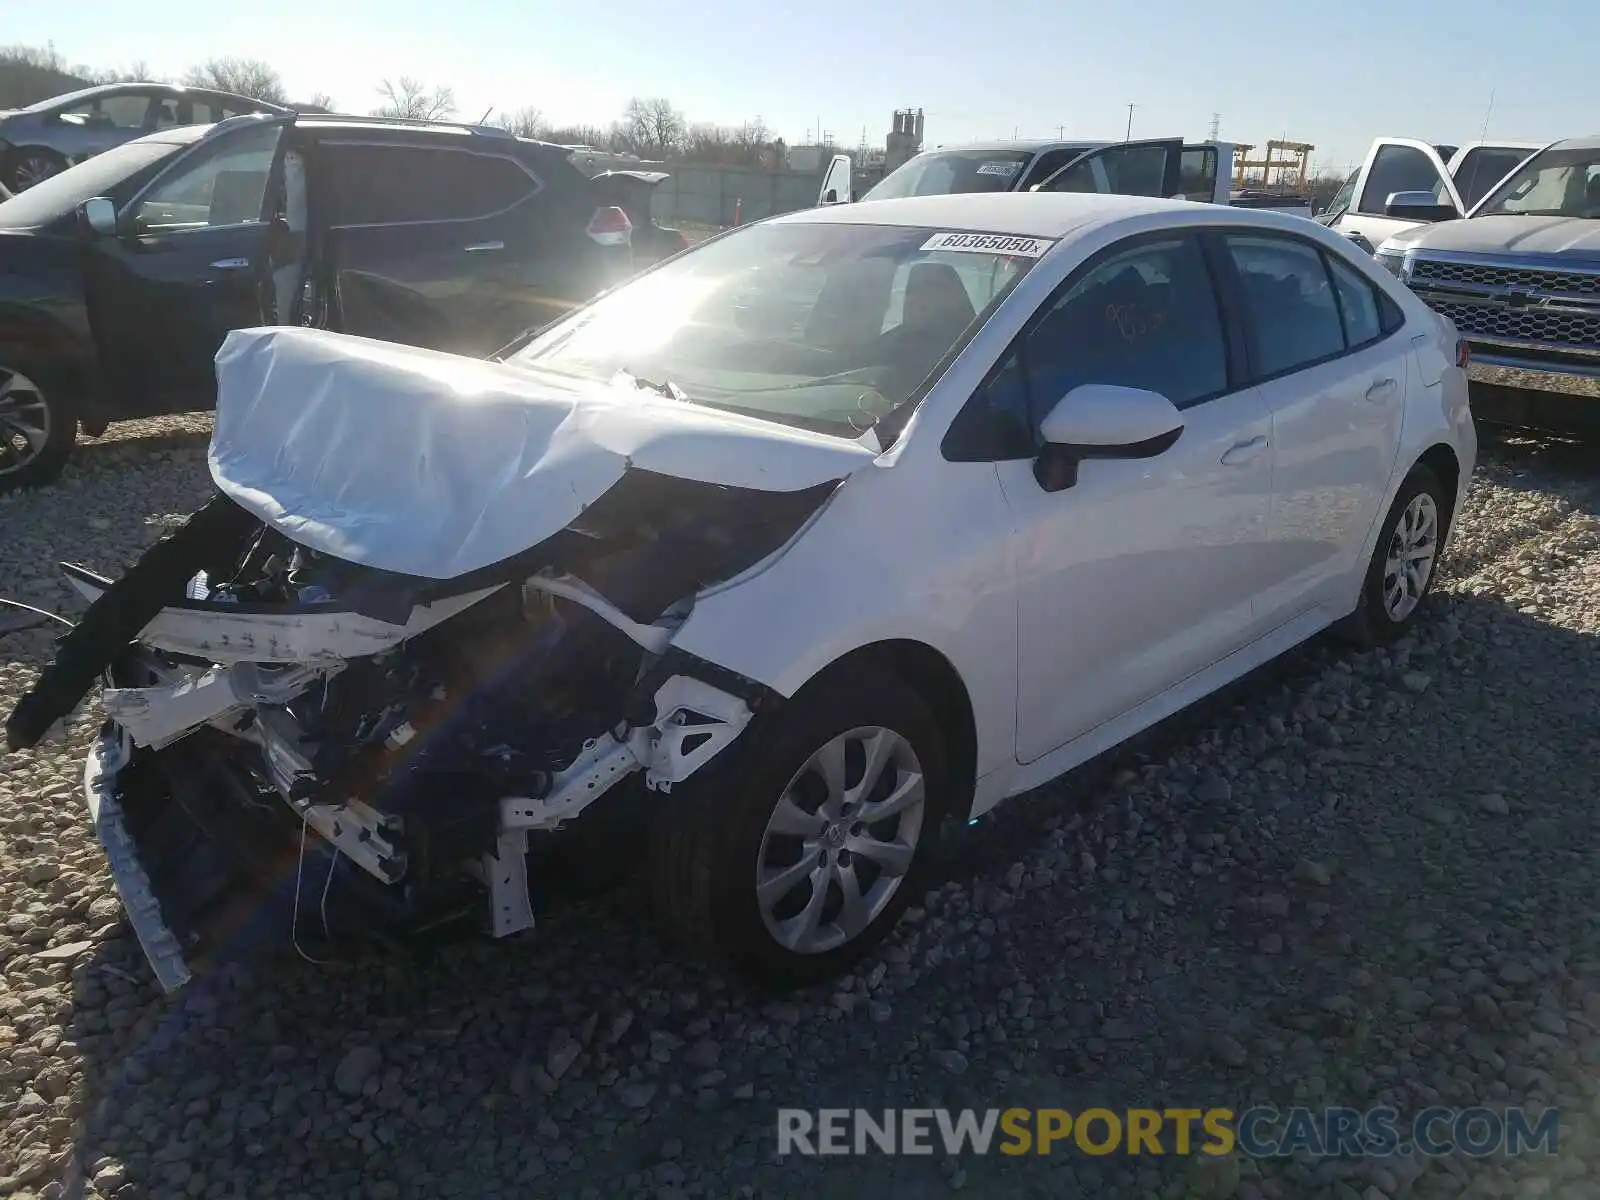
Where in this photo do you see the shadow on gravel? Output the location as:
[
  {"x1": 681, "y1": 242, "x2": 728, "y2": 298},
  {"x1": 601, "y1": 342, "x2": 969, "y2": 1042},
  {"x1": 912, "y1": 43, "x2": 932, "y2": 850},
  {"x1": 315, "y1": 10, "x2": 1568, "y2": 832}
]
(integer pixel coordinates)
[{"x1": 47, "y1": 584, "x2": 1599, "y2": 1198}]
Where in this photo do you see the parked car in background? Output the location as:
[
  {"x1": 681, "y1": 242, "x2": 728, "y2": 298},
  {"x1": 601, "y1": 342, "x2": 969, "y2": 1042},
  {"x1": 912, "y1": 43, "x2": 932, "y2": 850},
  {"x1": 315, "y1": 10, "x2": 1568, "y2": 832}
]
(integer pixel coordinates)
[
  {"x1": 1315, "y1": 136, "x2": 1545, "y2": 253},
  {"x1": 1371, "y1": 136, "x2": 1600, "y2": 436},
  {"x1": 0, "y1": 111, "x2": 636, "y2": 491},
  {"x1": 857, "y1": 139, "x2": 1311, "y2": 215},
  {"x1": 0, "y1": 83, "x2": 288, "y2": 192},
  {"x1": 591, "y1": 169, "x2": 690, "y2": 266},
  {"x1": 6, "y1": 192, "x2": 1474, "y2": 995}
]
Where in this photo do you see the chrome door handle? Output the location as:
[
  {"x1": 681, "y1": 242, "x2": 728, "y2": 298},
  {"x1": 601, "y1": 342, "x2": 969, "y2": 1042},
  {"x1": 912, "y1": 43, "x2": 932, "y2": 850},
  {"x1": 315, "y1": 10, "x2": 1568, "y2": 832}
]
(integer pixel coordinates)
[
  {"x1": 464, "y1": 241, "x2": 504, "y2": 252},
  {"x1": 1365, "y1": 377, "x2": 1398, "y2": 401},
  {"x1": 1220, "y1": 435, "x2": 1268, "y2": 465},
  {"x1": 209, "y1": 258, "x2": 250, "y2": 271}
]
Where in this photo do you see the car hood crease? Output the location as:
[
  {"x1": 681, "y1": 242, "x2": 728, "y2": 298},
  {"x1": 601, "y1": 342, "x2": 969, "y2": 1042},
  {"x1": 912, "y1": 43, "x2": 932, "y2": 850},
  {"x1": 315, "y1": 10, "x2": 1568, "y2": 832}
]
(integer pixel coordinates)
[{"x1": 209, "y1": 327, "x2": 879, "y2": 581}]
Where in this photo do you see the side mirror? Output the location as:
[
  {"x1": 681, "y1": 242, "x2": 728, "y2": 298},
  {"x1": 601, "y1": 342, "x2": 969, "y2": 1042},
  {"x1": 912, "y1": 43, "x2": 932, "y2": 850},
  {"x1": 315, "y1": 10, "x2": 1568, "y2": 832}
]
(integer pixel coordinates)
[
  {"x1": 1384, "y1": 191, "x2": 1458, "y2": 222},
  {"x1": 822, "y1": 189, "x2": 839, "y2": 205},
  {"x1": 1034, "y1": 384, "x2": 1185, "y2": 493},
  {"x1": 82, "y1": 197, "x2": 118, "y2": 237}
]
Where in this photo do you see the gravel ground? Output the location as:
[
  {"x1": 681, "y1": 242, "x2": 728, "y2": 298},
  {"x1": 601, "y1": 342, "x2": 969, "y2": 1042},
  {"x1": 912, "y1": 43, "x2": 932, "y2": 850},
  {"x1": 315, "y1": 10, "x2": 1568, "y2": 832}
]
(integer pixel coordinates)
[{"x1": 0, "y1": 416, "x2": 1597, "y2": 1200}]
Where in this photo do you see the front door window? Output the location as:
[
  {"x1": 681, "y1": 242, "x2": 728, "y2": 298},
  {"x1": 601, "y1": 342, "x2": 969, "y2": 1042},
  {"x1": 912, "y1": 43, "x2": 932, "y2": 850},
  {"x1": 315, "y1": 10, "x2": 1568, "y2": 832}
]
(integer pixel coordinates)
[{"x1": 129, "y1": 123, "x2": 284, "y2": 233}]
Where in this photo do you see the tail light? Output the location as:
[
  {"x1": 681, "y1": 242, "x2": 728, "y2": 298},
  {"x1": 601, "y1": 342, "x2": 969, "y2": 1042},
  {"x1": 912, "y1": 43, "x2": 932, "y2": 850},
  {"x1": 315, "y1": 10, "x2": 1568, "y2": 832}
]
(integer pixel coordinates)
[
  {"x1": 1456, "y1": 339, "x2": 1471, "y2": 369},
  {"x1": 587, "y1": 206, "x2": 633, "y2": 247}
]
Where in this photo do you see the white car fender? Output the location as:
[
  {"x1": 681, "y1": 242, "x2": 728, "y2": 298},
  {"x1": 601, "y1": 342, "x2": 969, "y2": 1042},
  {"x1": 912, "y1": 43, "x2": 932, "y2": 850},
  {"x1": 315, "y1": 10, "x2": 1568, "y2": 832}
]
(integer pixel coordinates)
[{"x1": 668, "y1": 453, "x2": 1022, "y2": 783}]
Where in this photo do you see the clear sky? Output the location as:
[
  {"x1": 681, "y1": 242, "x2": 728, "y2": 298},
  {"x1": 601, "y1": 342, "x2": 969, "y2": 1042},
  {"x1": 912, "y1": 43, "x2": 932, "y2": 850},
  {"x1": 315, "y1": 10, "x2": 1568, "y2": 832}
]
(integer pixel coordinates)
[{"x1": 9, "y1": 0, "x2": 1596, "y2": 178}]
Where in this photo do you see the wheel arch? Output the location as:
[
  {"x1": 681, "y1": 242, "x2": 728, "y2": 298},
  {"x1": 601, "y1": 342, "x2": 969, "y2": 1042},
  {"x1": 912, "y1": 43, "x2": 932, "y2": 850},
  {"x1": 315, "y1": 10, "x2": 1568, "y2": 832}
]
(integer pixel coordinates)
[
  {"x1": 0, "y1": 310, "x2": 97, "y2": 430},
  {"x1": 791, "y1": 638, "x2": 980, "y2": 821},
  {"x1": 1415, "y1": 441, "x2": 1462, "y2": 535}
]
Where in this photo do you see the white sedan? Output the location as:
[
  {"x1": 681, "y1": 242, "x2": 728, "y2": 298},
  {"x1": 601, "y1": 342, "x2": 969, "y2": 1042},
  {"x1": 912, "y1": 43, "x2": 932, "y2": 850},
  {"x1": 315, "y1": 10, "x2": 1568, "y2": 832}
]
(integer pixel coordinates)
[{"x1": 7, "y1": 191, "x2": 1475, "y2": 992}]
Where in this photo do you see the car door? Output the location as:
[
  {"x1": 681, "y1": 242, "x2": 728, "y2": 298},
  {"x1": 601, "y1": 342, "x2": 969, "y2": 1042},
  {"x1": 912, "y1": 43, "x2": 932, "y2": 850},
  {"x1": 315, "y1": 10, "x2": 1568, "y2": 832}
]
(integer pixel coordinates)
[
  {"x1": 1215, "y1": 232, "x2": 1409, "y2": 624},
  {"x1": 1032, "y1": 138, "x2": 1184, "y2": 199},
  {"x1": 314, "y1": 138, "x2": 556, "y2": 358},
  {"x1": 946, "y1": 231, "x2": 1275, "y2": 762},
  {"x1": 1179, "y1": 143, "x2": 1223, "y2": 203},
  {"x1": 81, "y1": 117, "x2": 292, "y2": 412},
  {"x1": 1448, "y1": 141, "x2": 1544, "y2": 212},
  {"x1": 818, "y1": 154, "x2": 852, "y2": 205},
  {"x1": 1335, "y1": 138, "x2": 1465, "y2": 251}
]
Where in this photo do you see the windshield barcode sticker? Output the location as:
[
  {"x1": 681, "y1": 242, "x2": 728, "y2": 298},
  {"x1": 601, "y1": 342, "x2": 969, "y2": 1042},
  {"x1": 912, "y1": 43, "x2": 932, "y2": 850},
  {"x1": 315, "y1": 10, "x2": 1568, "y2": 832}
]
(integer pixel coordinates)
[
  {"x1": 976, "y1": 161, "x2": 1022, "y2": 177},
  {"x1": 921, "y1": 232, "x2": 1052, "y2": 258}
]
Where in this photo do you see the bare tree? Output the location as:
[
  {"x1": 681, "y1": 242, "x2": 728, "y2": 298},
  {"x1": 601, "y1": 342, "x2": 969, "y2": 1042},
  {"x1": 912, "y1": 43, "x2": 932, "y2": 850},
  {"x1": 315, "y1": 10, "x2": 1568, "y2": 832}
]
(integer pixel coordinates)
[
  {"x1": 730, "y1": 117, "x2": 771, "y2": 167},
  {"x1": 298, "y1": 90, "x2": 337, "y2": 112},
  {"x1": 371, "y1": 77, "x2": 456, "y2": 121},
  {"x1": 682, "y1": 122, "x2": 732, "y2": 164},
  {"x1": 622, "y1": 96, "x2": 685, "y2": 158},
  {"x1": 183, "y1": 57, "x2": 288, "y2": 104},
  {"x1": 490, "y1": 105, "x2": 545, "y2": 139}
]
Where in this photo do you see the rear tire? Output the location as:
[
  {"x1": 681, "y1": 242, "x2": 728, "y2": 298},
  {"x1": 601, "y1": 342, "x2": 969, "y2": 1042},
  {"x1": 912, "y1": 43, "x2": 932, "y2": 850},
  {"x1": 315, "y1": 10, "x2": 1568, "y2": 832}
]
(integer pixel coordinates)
[
  {"x1": 1338, "y1": 464, "x2": 1449, "y2": 648},
  {"x1": 0, "y1": 360, "x2": 76, "y2": 494},
  {"x1": 648, "y1": 667, "x2": 949, "y2": 990}
]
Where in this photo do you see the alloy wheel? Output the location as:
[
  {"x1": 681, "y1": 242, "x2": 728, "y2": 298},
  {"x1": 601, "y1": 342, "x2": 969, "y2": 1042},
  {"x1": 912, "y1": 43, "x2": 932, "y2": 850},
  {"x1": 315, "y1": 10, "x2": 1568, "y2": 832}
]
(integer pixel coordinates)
[
  {"x1": 10, "y1": 154, "x2": 62, "y2": 190},
  {"x1": 1383, "y1": 491, "x2": 1439, "y2": 622},
  {"x1": 0, "y1": 369, "x2": 50, "y2": 478},
  {"x1": 754, "y1": 725, "x2": 927, "y2": 955}
]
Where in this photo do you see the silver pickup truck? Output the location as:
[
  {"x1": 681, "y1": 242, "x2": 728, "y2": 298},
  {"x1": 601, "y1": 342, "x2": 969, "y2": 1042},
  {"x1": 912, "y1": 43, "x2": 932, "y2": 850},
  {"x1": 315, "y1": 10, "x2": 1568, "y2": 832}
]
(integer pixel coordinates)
[{"x1": 1370, "y1": 136, "x2": 1600, "y2": 436}]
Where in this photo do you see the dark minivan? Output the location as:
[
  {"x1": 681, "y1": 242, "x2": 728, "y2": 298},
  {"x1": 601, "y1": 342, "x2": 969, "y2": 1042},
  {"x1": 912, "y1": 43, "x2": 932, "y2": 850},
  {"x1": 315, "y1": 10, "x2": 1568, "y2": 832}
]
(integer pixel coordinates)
[{"x1": 0, "y1": 111, "x2": 636, "y2": 491}]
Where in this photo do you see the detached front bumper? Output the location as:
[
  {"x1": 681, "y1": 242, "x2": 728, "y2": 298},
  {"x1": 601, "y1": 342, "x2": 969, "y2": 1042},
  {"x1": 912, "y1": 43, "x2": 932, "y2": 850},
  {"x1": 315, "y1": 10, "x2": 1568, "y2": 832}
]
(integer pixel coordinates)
[{"x1": 83, "y1": 725, "x2": 193, "y2": 992}]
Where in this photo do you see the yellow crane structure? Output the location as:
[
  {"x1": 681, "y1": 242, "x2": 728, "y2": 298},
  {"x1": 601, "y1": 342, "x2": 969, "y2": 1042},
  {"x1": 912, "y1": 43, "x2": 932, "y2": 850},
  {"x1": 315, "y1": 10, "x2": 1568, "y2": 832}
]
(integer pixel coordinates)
[{"x1": 1232, "y1": 139, "x2": 1315, "y2": 193}]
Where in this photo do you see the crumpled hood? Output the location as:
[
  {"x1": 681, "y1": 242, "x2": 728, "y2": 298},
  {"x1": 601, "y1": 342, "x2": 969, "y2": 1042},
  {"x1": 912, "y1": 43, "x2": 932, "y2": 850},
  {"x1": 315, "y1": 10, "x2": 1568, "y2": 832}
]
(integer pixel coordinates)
[
  {"x1": 1398, "y1": 214, "x2": 1600, "y2": 260},
  {"x1": 210, "y1": 327, "x2": 877, "y2": 581}
]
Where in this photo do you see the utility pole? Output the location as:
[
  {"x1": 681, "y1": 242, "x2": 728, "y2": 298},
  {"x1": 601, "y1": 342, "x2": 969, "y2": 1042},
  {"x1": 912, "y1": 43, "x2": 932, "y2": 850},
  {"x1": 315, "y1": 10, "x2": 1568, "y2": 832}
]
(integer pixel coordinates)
[
  {"x1": 1056, "y1": 124, "x2": 1065, "y2": 140},
  {"x1": 1124, "y1": 104, "x2": 1137, "y2": 141}
]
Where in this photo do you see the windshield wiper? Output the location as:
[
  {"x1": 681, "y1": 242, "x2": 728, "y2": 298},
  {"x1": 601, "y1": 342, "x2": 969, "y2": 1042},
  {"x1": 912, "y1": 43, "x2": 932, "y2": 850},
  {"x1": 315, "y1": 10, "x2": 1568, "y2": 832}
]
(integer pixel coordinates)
[{"x1": 616, "y1": 367, "x2": 690, "y2": 402}]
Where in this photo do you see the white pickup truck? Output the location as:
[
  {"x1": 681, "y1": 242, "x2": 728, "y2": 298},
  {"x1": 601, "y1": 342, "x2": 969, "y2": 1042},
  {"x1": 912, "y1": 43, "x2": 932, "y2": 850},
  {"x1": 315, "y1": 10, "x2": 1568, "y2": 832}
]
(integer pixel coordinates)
[
  {"x1": 833, "y1": 138, "x2": 1310, "y2": 214},
  {"x1": 1314, "y1": 136, "x2": 1545, "y2": 253}
]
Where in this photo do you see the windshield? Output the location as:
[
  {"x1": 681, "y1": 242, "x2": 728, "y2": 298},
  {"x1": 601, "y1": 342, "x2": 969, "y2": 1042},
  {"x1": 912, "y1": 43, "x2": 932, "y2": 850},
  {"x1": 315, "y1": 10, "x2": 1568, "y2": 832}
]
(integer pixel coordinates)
[
  {"x1": 862, "y1": 150, "x2": 1036, "y2": 201},
  {"x1": 0, "y1": 137, "x2": 188, "y2": 229},
  {"x1": 507, "y1": 221, "x2": 1046, "y2": 436},
  {"x1": 1475, "y1": 146, "x2": 1600, "y2": 218}
]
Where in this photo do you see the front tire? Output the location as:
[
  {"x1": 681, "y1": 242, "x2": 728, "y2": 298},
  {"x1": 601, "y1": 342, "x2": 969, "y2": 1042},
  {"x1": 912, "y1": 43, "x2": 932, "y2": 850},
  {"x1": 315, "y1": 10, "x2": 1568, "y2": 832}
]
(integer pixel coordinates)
[
  {"x1": 648, "y1": 668, "x2": 949, "y2": 989},
  {"x1": 0, "y1": 362, "x2": 76, "y2": 494},
  {"x1": 1339, "y1": 463, "x2": 1449, "y2": 647},
  {"x1": 4, "y1": 147, "x2": 66, "y2": 192}
]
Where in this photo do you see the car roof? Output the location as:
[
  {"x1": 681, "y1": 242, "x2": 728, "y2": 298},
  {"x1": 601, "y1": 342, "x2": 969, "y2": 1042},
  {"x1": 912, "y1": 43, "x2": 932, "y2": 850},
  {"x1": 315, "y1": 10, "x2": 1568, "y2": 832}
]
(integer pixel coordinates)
[
  {"x1": 1548, "y1": 135, "x2": 1600, "y2": 152},
  {"x1": 769, "y1": 191, "x2": 1187, "y2": 238},
  {"x1": 914, "y1": 140, "x2": 1108, "y2": 157},
  {"x1": 23, "y1": 82, "x2": 285, "y2": 114},
  {"x1": 770, "y1": 191, "x2": 1347, "y2": 247}
]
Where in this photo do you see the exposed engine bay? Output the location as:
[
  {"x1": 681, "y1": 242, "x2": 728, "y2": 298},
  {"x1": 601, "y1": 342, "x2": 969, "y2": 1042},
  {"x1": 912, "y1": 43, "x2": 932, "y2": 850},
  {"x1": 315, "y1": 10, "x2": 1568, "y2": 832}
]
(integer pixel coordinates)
[{"x1": 5, "y1": 466, "x2": 838, "y2": 991}]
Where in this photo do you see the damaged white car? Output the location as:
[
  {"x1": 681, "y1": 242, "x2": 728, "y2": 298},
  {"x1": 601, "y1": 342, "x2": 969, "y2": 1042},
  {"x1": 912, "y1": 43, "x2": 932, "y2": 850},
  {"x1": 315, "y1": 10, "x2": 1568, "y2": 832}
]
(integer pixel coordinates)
[{"x1": 5, "y1": 192, "x2": 1476, "y2": 994}]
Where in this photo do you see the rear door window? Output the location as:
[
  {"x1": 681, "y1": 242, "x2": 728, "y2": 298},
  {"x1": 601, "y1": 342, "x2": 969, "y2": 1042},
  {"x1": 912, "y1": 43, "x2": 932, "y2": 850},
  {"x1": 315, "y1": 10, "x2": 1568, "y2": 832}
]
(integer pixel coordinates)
[
  {"x1": 321, "y1": 143, "x2": 539, "y2": 226},
  {"x1": 1224, "y1": 235, "x2": 1345, "y2": 378}
]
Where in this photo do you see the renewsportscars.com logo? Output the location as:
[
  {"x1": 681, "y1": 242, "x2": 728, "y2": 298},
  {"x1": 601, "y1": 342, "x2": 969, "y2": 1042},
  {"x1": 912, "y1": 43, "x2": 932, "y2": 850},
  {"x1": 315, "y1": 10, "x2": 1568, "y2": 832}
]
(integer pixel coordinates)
[{"x1": 776, "y1": 1107, "x2": 1562, "y2": 1158}]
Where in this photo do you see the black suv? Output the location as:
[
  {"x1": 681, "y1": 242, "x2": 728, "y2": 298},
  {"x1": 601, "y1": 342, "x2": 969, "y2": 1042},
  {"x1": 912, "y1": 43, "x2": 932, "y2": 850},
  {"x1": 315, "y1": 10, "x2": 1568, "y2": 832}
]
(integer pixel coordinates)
[{"x1": 0, "y1": 112, "x2": 637, "y2": 491}]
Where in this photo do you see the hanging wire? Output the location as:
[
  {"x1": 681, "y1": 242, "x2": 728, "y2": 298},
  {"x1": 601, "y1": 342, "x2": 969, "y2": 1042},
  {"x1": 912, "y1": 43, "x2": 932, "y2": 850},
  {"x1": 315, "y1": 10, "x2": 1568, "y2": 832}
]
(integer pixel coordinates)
[
  {"x1": 0, "y1": 597, "x2": 76, "y2": 628},
  {"x1": 290, "y1": 814, "x2": 333, "y2": 966}
]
